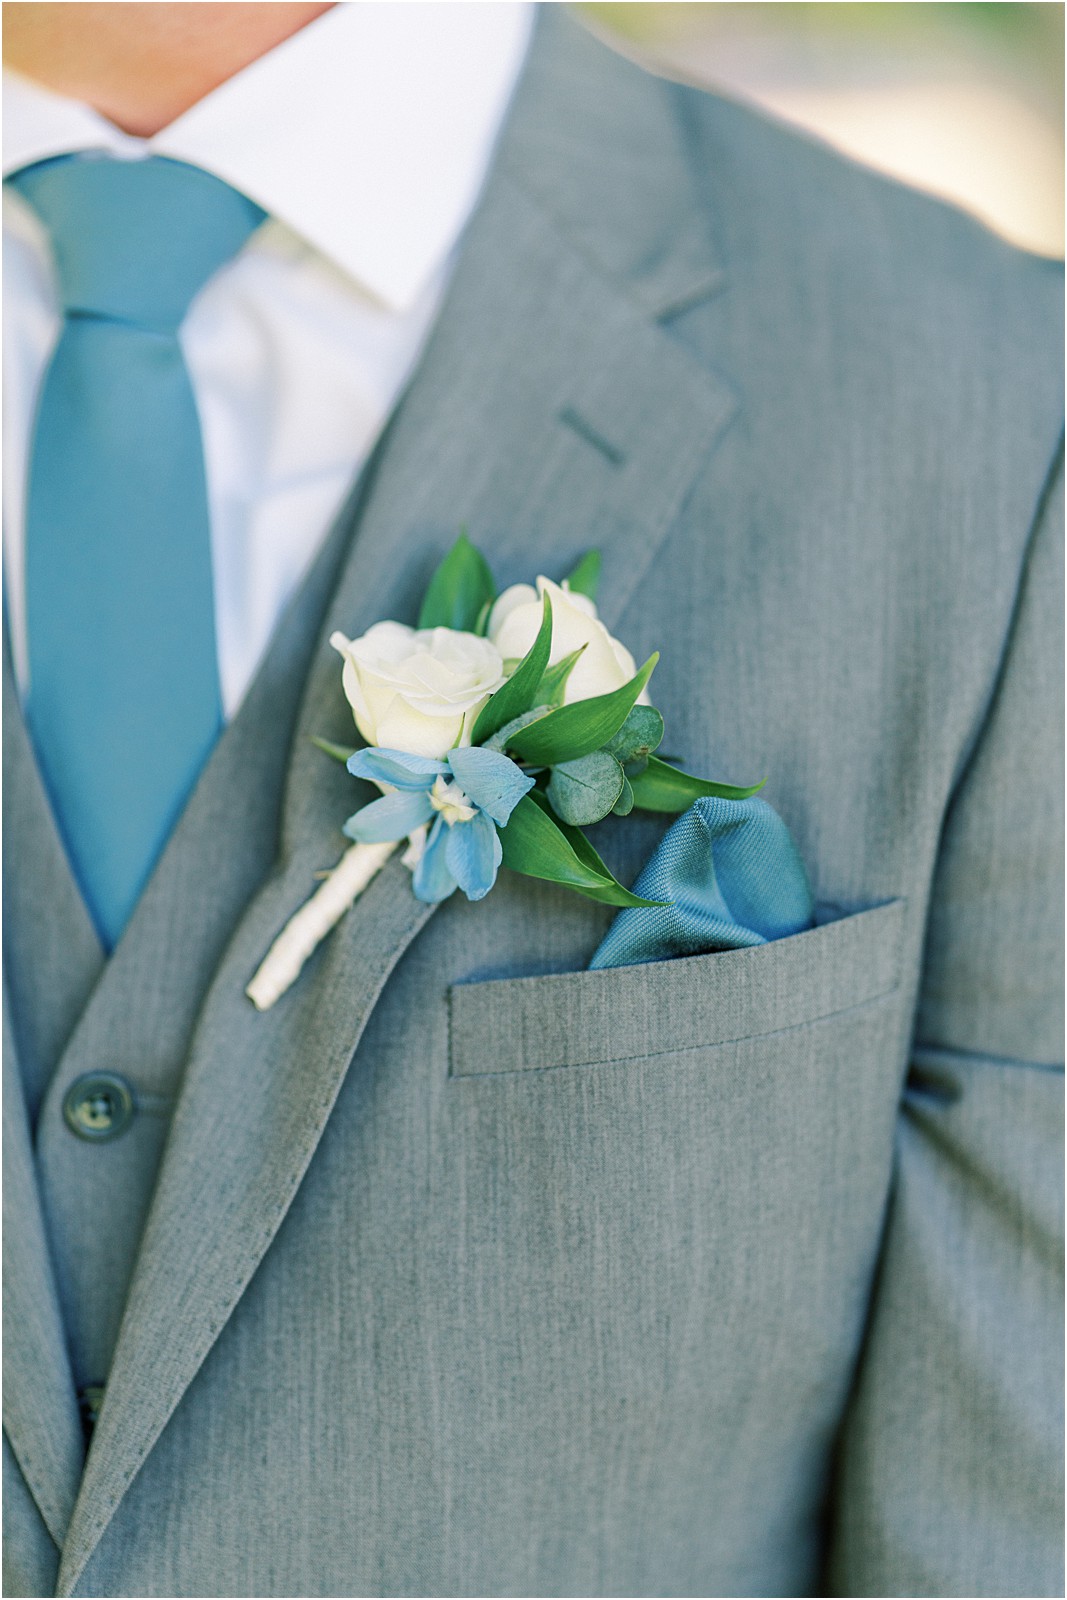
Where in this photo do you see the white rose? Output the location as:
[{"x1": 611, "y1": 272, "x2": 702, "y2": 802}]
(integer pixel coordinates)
[
  {"x1": 487, "y1": 576, "x2": 648, "y2": 705},
  {"x1": 330, "y1": 622, "x2": 505, "y2": 759}
]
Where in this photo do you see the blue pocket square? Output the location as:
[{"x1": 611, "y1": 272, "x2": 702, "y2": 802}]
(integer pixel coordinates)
[{"x1": 590, "y1": 796, "x2": 814, "y2": 970}]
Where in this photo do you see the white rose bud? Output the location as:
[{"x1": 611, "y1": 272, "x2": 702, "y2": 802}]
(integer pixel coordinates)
[
  {"x1": 330, "y1": 622, "x2": 505, "y2": 760},
  {"x1": 488, "y1": 576, "x2": 648, "y2": 705}
]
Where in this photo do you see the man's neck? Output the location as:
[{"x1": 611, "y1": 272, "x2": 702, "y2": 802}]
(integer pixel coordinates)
[{"x1": 1, "y1": 1, "x2": 334, "y2": 137}]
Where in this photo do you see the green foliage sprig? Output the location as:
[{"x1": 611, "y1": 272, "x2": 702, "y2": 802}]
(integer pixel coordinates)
[{"x1": 327, "y1": 532, "x2": 764, "y2": 907}]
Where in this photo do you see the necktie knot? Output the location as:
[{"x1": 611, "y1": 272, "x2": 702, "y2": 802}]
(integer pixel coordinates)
[{"x1": 8, "y1": 154, "x2": 265, "y2": 332}]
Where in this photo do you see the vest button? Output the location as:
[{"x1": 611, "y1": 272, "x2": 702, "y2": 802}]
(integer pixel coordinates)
[
  {"x1": 63, "y1": 1073, "x2": 134, "y2": 1141},
  {"x1": 78, "y1": 1384, "x2": 106, "y2": 1437}
]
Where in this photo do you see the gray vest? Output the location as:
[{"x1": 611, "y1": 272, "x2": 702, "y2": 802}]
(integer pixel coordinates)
[{"x1": 4, "y1": 485, "x2": 360, "y2": 1394}]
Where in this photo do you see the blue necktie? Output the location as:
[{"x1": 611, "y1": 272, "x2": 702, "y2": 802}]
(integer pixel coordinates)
[{"x1": 8, "y1": 155, "x2": 265, "y2": 948}]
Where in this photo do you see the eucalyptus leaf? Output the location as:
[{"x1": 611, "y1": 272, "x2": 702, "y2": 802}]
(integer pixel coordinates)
[
  {"x1": 501, "y1": 795, "x2": 658, "y2": 908},
  {"x1": 311, "y1": 735, "x2": 357, "y2": 764},
  {"x1": 603, "y1": 704, "x2": 665, "y2": 764},
  {"x1": 629, "y1": 755, "x2": 766, "y2": 812},
  {"x1": 612, "y1": 775, "x2": 635, "y2": 816},
  {"x1": 562, "y1": 549, "x2": 601, "y2": 601},
  {"x1": 417, "y1": 531, "x2": 495, "y2": 632},
  {"x1": 507, "y1": 654, "x2": 659, "y2": 766},
  {"x1": 471, "y1": 592, "x2": 553, "y2": 744},
  {"x1": 536, "y1": 643, "x2": 586, "y2": 707},
  {"x1": 546, "y1": 750, "x2": 625, "y2": 826},
  {"x1": 482, "y1": 705, "x2": 552, "y2": 755}
]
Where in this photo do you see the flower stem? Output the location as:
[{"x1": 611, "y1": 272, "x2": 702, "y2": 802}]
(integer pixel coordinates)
[{"x1": 246, "y1": 839, "x2": 399, "y2": 1011}]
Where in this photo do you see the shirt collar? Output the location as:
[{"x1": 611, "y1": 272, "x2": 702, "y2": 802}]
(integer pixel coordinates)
[{"x1": 3, "y1": 2, "x2": 534, "y2": 311}]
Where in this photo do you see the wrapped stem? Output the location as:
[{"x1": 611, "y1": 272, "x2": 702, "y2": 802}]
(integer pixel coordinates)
[{"x1": 246, "y1": 839, "x2": 398, "y2": 1011}]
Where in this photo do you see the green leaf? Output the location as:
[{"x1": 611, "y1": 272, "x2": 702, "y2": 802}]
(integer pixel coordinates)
[
  {"x1": 471, "y1": 592, "x2": 553, "y2": 744},
  {"x1": 629, "y1": 755, "x2": 767, "y2": 813},
  {"x1": 546, "y1": 750, "x2": 625, "y2": 826},
  {"x1": 612, "y1": 775, "x2": 634, "y2": 816},
  {"x1": 562, "y1": 549, "x2": 601, "y2": 601},
  {"x1": 500, "y1": 795, "x2": 659, "y2": 908},
  {"x1": 417, "y1": 531, "x2": 495, "y2": 632},
  {"x1": 529, "y1": 792, "x2": 664, "y2": 907},
  {"x1": 499, "y1": 795, "x2": 617, "y2": 893},
  {"x1": 603, "y1": 704, "x2": 665, "y2": 764},
  {"x1": 536, "y1": 643, "x2": 586, "y2": 707},
  {"x1": 482, "y1": 706, "x2": 551, "y2": 755},
  {"x1": 506, "y1": 654, "x2": 659, "y2": 766},
  {"x1": 311, "y1": 735, "x2": 357, "y2": 763},
  {"x1": 472, "y1": 597, "x2": 493, "y2": 638}
]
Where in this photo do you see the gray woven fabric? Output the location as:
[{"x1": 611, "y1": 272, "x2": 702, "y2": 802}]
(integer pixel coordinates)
[{"x1": 3, "y1": 9, "x2": 1062, "y2": 1597}]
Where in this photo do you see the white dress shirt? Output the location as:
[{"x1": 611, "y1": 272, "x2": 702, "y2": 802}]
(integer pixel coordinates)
[{"x1": 2, "y1": 2, "x2": 533, "y2": 715}]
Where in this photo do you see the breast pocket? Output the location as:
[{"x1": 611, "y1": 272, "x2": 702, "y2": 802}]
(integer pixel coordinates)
[{"x1": 447, "y1": 899, "x2": 906, "y2": 1078}]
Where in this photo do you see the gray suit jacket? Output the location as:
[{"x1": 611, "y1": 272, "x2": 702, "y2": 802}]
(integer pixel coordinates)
[{"x1": 4, "y1": 10, "x2": 1063, "y2": 1596}]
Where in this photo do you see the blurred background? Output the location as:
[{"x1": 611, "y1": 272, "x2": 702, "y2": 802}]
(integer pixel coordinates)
[{"x1": 582, "y1": 2, "x2": 1064, "y2": 259}]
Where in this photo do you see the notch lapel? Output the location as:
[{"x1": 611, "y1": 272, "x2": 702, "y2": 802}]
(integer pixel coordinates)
[
  {"x1": 58, "y1": 13, "x2": 737, "y2": 1590},
  {"x1": 3, "y1": 649, "x2": 97, "y2": 1552}
]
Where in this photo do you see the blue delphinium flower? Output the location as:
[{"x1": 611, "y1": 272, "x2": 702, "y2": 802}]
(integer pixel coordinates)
[{"x1": 344, "y1": 745, "x2": 534, "y2": 904}]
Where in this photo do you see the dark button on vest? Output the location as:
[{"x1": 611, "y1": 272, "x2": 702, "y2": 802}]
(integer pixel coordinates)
[
  {"x1": 77, "y1": 1382, "x2": 106, "y2": 1438},
  {"x1": 63, "y1": 1072, "x2": 134, "y2": 1141}
]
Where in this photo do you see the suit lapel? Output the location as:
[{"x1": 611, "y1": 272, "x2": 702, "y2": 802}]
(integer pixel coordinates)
[
  {"x1": 2, "y1": 650, "x2": 97, "y2": 1552},
  {"x1": 3, "y1": 1003, "x2": 85, "y2": 1557},
  {"x1": 57, "y1": 13, "x2": 736, "y2": 1590}
]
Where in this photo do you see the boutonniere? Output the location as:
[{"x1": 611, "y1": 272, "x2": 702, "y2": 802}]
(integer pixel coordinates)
[{"x1": 247, "y1": 535, "x2": 761, "y2": 1009}]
